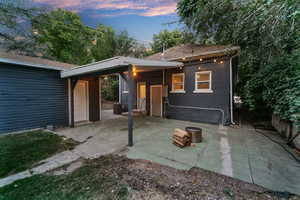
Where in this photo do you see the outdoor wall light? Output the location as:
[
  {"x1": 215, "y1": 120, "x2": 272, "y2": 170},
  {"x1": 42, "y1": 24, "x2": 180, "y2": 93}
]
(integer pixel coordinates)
[
  {"x1": 213, "y1": 59, "x2": 217, "y2": 63},
  {"x1": 220, "y1": 60, "x2": 224, "y2": 64},
  {"x1": 199, "y1": 58, "x2": 203, "y2": 61}
]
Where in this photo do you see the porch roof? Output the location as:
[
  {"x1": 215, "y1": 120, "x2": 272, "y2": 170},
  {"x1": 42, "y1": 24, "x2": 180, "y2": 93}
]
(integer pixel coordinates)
[{"x1": 61, "y1": 56, "x2": 183, "y2": 78}]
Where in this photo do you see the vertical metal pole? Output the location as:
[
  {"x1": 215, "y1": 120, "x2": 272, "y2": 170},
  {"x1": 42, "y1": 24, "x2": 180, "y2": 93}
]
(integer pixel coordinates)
[{"x1": 127, "y1": 65, "x2": 134, "y2": 146}]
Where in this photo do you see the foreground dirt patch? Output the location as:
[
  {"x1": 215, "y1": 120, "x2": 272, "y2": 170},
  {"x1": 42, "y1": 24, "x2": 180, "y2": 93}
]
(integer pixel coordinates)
[
  {"x1": 1, "y1": 155, "x2": 299, "y2": 200},
  {"x1": 92, "y1": 155, "x2": 299, "y2": 200}
]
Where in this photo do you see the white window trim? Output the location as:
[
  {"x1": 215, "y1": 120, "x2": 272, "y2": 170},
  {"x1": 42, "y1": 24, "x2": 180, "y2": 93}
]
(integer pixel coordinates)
[
  {"x1": 171, "y1": 73, "x2": 185, "y2": 93},
  {"x1": 193, "y1": 71, "x2": 213, "y2": 93}
]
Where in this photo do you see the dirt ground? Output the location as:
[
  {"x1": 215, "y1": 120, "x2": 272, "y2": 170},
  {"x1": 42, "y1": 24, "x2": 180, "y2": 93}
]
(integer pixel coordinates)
[{"x1": 88, "y1": 155, "x2": 299, "y2": 200}]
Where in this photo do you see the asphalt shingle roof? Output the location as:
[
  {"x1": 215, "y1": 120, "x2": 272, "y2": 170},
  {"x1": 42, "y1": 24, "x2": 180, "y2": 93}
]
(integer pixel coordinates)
[
  {"x1": 0, "y1": 51, "x2": 76, "y2": 70},
  {"x1": 146, "y1": 44, "x2": 240, "y2": 61}
]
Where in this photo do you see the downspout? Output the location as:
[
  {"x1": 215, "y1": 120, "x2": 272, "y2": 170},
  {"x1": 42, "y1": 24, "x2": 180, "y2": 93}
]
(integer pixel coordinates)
[
  {"x1": 230, "y1": 55, "x2": 239, "y2": 125},
  {"x1": 165, "y1": 100, "x2": 226, "y2": 125}
]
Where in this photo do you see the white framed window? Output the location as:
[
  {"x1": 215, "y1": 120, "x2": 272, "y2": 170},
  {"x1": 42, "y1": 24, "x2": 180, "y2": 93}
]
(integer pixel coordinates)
[
  {"x1": 194, "y1": 71, "x2": 213, "y2": 93},
  {"x1": 171, "y1": 73, "x2": 185, "y2": 93}
]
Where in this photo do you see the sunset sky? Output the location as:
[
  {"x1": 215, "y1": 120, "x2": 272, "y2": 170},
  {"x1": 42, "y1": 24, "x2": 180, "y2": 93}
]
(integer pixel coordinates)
[{"x1": 31, "y1": 0, "x2": 181, "y2": 44}]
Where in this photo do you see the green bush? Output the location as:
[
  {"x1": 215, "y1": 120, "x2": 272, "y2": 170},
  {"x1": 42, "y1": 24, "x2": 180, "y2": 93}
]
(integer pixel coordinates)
[
  {"x1": 101, "y1": 76, "x2": 119, "y2": 102},
  {"x1": 244, "y1": 49, "x2": 300, "y2": 127}
]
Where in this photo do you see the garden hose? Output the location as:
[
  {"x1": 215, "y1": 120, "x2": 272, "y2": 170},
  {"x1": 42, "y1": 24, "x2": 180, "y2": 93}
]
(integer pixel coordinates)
[{"x1": 253, "y1": 125, "x2": 300, "y2": 164}]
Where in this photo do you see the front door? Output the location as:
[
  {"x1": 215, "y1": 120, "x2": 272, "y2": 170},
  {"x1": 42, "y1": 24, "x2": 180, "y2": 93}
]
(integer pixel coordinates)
[
  {"x1": 137, "y1": 82, "x2": 146, "y2": 111},
  {"x1": 150, "y1": 85, "x2": 162, "y2": 117},
  {"x1": 74, "y1": 80, "x2": 89, "y2": 122}
]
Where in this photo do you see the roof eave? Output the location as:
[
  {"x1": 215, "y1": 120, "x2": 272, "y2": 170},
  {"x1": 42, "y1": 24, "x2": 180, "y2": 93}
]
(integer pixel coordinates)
[
  {"x1": 169, "y1": 47, "x2": 241, "y2": 62},
  {"x1": 0, "y1": 58, "x2": 65, "y2": 71},
  {"x1": 61, "y1": 57, "x2": 183, "y2": 78}
]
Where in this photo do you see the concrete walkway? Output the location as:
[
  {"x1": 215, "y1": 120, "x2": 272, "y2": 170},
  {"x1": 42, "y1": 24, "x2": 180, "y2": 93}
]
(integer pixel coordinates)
[{"x1": 0, "y1": 110, "x2": 126, "y2": 187}]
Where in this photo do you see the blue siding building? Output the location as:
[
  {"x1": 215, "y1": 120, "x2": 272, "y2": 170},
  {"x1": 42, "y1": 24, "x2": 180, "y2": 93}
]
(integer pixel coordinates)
[{"x1": 0, "y1": 53, "x2": 73, "y2": 134}]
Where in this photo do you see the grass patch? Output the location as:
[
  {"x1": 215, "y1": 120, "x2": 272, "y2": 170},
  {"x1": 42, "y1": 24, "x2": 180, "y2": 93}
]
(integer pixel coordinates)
[
  {"x1": 0, "y1": 130, "x2": 78, "y2": 178},
  {"x1": 0, "y1": 156, "x2": 128, "y2": 200}
]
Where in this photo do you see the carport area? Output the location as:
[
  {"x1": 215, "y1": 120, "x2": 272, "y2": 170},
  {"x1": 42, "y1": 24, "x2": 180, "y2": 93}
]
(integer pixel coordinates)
[{"x1": 56, "y1": 113, "x2": 300, "y2": 195}]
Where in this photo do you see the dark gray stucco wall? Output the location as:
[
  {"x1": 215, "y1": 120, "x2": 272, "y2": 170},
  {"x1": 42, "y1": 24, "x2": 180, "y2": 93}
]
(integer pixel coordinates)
[
  {"x1": 0, "y1": 63, "x2": 68, "y2": 134},
  {"x1": 120, "y1": 58, "x2": 232, "y2": 124}
]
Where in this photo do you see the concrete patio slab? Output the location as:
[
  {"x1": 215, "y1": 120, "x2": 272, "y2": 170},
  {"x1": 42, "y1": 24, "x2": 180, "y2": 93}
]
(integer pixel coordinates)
[{"x1": 55, "y1": 113, "x2": 300, "y2": 195}]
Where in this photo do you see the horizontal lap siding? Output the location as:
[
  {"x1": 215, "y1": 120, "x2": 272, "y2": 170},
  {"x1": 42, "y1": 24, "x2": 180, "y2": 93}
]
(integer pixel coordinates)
[
  {"x1": 165, "y1": 60, "x2": 230, "y2": 124},
  {"x1": 0, "y1": 64, "x2": 68, "y2": 133},
  {"x1": 120, "y1": 71, "x2": 163, "y2": 113},
  {"x1": 120, "y1": 59, "x2": 231, "y2": 124}
]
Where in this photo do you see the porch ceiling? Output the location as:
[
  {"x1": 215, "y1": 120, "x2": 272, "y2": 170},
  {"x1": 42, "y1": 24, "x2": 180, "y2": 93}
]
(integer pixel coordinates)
[{"x1": 61, "y1": 56, "x2": 183, "y2": 78}]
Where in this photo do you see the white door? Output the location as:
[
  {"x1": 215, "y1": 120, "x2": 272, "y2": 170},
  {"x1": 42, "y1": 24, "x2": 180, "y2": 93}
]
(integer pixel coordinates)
[
  {"x1": 137, "y1": 82, "x2": 146, "y2": 111},
  {"x1": 74, "y1": 80, "x2": 89, "y2": 122},
  {"x1": 150, "y1": 85, "x2": 162, "y2": 117}
]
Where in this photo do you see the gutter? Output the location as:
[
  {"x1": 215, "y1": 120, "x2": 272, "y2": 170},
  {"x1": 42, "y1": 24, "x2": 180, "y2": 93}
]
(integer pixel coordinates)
[{"x1": 165, "y1": 100, "x2": 226, "y2": 125}]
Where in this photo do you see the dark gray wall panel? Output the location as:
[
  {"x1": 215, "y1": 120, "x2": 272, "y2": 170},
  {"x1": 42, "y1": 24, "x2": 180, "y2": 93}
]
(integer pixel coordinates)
[
  {"x1": 0, "y1": 63, "x2": 68, "y2": 133},
  {"x1": 88, "y1": 78, "x2": 100, "y2": 121},
  {"x1": 120, "y1": 58, "x2": 231, "y2": 124},
  {"x1": 165, "y1": 60, "x2": 230, "y2": 124},
  {"x1": 166, "y1": 107, "x2": 222, "y2": 124}
]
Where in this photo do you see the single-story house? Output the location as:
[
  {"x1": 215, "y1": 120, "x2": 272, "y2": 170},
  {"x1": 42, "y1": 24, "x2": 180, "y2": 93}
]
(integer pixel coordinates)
[
  {"x1": 0, "y1": 44, "x2": 239, "y2": 146},
  {"x1": 119, "y1": 44, "x2": 240, "y2": 125}
]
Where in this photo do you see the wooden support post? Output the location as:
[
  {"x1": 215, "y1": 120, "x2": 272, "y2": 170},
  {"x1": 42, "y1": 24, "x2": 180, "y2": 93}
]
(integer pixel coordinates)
[
  {"x1": 127, "y1": 65, "x2": 134, "y2": 146},
  {"x1": 70, "y1": 78, "x2": 78, "y2": 128}
]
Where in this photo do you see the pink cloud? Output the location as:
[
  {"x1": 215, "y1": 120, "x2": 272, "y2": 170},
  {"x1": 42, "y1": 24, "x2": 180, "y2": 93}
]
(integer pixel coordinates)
[
  {"x1": 142, "y1": 3, "x2": 177, "y2": 16},
  {"x1": 32, "y1": 0, "x2": 178, "y2": 16}
]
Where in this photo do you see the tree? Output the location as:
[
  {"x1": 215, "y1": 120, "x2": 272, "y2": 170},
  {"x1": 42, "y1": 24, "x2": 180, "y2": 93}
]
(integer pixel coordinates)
[
  {"x1": 114, "y1": 31, "x2": 136, "y2": 56},
  {"x1": 178, "y1": 0, "x2": 300, "y2": 112},
  {"x1": 91, "y1": 25, "x2": 116, "y2": 61},
  {"x1": 33, "y1": 9, "x2": 93, "y2": 65},
  {"x1": 151, "y1": 29, "x2": 185, "y2": 53},
  {"x1": 131, "y1": 43, "x2": 154, "y2": 58},
  {"x1": 0, "y1": 0, "x2": 44, "y2": 55}
]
